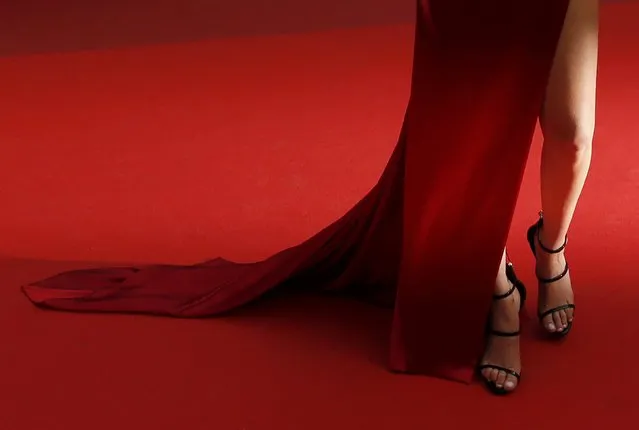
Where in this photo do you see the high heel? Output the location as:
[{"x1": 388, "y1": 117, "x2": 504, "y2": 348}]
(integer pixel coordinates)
[
  {"x1": 477, "y1": 257, "x2": 526, "y2": 395},
  {"x1": 526, "y1": 211, "x2": 575, "y2": 338}
]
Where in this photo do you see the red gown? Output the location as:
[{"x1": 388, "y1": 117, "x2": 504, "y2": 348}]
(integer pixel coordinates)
[{"x1": 22, "y1": 0, "x2": 569, "y2": 383}]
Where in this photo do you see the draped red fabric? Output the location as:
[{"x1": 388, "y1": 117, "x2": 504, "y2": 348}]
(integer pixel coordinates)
[{"x1": 22, "y1": 0, "x2": 569, "y2": 383}]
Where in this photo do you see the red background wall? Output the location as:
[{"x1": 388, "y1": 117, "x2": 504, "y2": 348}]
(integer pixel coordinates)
[{"x1": 1, "y1": 0, "x2": 413, "y2": 56}]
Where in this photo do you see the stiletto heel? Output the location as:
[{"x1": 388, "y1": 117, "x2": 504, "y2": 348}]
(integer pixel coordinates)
[
  {"x1": 526, "y1": 211, "x2": 575, "y2": 338},
  {"x1": 477, "y1": 256, "x2": 526, "y2": 395}
]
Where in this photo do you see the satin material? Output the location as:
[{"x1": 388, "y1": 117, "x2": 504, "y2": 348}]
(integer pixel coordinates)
[{"x1": 22, "y1": 0, "x2": 569, "y2": 383}]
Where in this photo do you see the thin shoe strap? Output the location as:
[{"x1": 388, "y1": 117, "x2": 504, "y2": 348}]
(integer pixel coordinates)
[
  {"x1": 489, "y1": 328, "x2": 520, "y2": 337},
  {"x1": 492, "y1": 282, "x2": 516, "y2": 300},
  {"x1": 534, "y1": 211, "x2": 570, "y2": 283},
  {"x1": 477, "y1": 364, "x2": 521, "y2": 380},
  {"x1": 539, "y1": 303, "x2": 575, "y2": 320},
  {"x1": 537, "y1": 263, "x2": 569, "y2": 284},
  {"x1": 536, "y1": 211, "x2": 568, "y2": 254}
]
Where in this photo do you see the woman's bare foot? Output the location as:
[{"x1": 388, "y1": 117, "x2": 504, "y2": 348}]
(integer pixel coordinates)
[
  {"x1": 535, "y1": 232, "x2": 575, "y2": 333},
  {"x1": 479, "y1": 252, "x2": 522, "y2": 393}
]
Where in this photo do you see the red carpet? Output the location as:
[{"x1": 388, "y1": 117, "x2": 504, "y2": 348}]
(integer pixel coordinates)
[{"x1": 1, "y1": 2, "x2": 639, "y2": 428}]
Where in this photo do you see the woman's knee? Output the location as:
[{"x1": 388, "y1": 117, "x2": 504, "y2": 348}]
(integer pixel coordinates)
[{"x1": 541, "y1": 114, "x2": 594, "y2": 151}]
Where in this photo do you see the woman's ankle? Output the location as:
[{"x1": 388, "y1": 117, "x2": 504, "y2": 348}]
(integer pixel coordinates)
[{"x1": 536, "y1": 211, "x2": 569, "y2": 250}]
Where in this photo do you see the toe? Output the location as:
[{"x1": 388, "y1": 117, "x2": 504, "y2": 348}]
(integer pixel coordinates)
[
  {"x1": 495, "y1": 371, "x2": 507, "y2": 388},
  {"x1": 481, "y1": 367, "x2": 493, "y2": 381},
  {"x1": 490, "y1": 368, "x2": 500, "y2": 383},
  {"x1": 504, "y1": 374, "x2": 518, "y2": 392},
  {"x1": 558, "y1": 309, "x2": 568, "y2": 328},
  {"x1": 566, "y1": 307, "x2": 575, "y2": 322},
  {"x1": 542, "y1": 313, "x2": 556, "y2": 332},
  {"x1": 552, "y1": 312, "x2": 563, "y2": 332}
]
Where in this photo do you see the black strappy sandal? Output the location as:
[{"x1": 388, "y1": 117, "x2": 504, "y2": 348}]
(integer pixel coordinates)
[
  {"x1": 477, "y1": 256, "x2": 526, "y2": 395},
  {"x1": 526, "y1": 211, "x2": 575, "y2": 338}
]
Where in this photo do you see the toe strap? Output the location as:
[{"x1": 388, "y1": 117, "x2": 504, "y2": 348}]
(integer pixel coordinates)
[
  {"x1": 477, "y1": 364, "x2": 521, "y2": 380},
  {"x1": 538, "y1": 303, "x2": 575, "y2": 320}
]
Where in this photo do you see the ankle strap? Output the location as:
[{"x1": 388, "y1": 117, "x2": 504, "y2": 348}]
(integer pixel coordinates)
[
  {"x1": 488, "y1": 328, "x2": 521, "y2": 337},
  {"x1": 536, "y1": 212, "x2": 568, "y2": 254},
  {"x1": 493, "y1": 282, "x2": 516, "y2": 301}
]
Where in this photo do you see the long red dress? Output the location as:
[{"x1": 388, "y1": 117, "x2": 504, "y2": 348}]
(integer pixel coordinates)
[{"x1": 22, "y1": 0, "x2": 570, "y2": 383}]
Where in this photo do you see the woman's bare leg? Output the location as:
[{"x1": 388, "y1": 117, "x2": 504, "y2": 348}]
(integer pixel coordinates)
[
  {"x1": 537, "y1": 0, "x2": 598, "y2": 333},
  {"x1": 480, "y1": 249, "x2": 521, "y2": 392},
  {"x1": 480, "y1": 0, "x2": 598, "y2": 390}
]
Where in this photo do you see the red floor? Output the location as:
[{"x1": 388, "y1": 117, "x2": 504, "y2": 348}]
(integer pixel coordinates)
[{"x1": 2, "y1": 3, "x2": 639, "y2": 429}]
